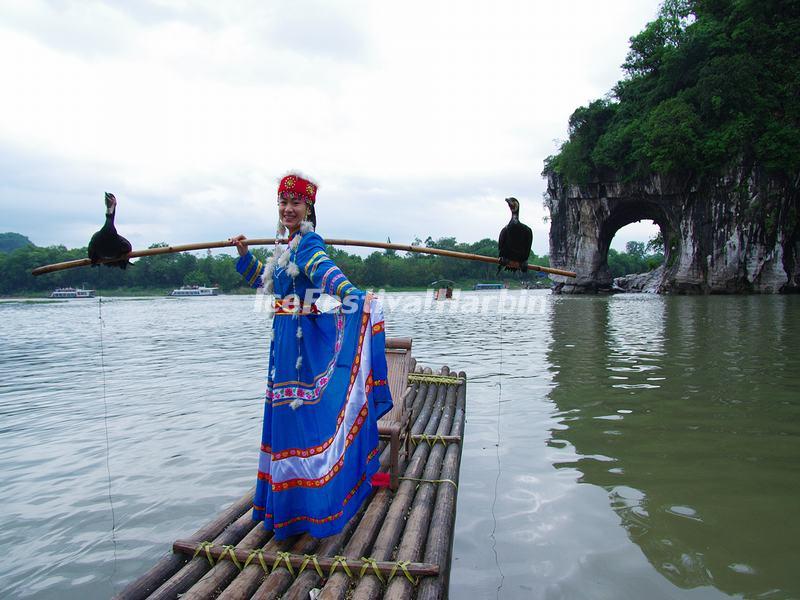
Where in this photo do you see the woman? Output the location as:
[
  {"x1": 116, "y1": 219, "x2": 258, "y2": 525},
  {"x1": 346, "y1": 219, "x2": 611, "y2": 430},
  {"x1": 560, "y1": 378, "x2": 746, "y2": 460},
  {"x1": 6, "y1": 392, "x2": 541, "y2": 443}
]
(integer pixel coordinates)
[{"x1": 230, "y1": 172, "x2": 392, "y2": 540}]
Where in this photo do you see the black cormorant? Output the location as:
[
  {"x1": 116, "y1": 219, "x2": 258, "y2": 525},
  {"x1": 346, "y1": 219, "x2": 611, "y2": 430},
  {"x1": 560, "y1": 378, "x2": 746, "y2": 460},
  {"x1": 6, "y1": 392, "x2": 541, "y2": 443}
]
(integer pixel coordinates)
[
  {"x1": 498, "y1": 197, "x2": 532, "y2": 272},
  {"x1": 88, "y1": 192, "x2": 132, "y2": 269}
]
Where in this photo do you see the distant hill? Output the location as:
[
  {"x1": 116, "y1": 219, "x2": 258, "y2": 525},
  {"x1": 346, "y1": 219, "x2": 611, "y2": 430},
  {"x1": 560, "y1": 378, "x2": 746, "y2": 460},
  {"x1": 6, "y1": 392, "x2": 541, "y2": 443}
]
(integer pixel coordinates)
[{"x1": 0, "y1": 232, "x2": 34, "y2": 253}]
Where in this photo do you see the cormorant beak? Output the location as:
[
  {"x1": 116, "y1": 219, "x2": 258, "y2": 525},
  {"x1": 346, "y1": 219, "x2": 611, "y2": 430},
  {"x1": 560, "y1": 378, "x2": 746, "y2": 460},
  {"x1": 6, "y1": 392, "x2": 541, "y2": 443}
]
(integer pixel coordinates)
[{"x1": 105, "y1": 192, "x2": 117, "y2": 213}]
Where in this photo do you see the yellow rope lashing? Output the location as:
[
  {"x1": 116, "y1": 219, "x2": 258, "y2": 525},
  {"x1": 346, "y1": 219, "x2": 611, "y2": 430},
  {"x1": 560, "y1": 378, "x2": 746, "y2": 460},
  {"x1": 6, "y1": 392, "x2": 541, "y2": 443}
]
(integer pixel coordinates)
[
  {"x1": 398, "y1": 476, "x2": 458, "y2": 490},
  {"x1": 192, "y1": 541, "x2": 215, "y2": 566},
  {"x1": 407, "y1": 373, "x2": 464, "y2": 385},
  {"x1": 243, "y1": 548, "x2": 270, "y2": 574},
  {"x1": 329, "y1": 555, "x2": 354, "y2": 578}
]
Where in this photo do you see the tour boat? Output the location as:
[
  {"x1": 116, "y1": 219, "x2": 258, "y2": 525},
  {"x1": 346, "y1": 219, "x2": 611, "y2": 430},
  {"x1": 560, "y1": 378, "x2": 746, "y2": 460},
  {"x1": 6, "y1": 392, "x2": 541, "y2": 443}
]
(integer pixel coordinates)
[
  {"x1": 49, "y1": 287, "x2": 95, "y2": 299},
  {"x1": 473, "y1": 283, "x2": 504, "y2": 290},
  {"x1": 168, "y1": 286, "x2": 219, "y2": 297}
]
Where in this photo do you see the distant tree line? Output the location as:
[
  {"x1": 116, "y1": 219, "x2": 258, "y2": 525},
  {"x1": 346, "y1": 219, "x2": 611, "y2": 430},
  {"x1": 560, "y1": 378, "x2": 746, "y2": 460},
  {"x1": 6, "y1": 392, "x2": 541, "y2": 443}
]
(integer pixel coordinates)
[{"x1": 0, "y1": 234, "x2": 663, "y2": 295}]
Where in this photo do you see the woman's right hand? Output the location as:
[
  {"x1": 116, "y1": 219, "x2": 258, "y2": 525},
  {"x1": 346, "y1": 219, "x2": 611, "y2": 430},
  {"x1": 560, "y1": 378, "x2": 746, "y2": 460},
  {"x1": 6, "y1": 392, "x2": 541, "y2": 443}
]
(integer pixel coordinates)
[{"x1": 229, "y1": 234, "x2": 249, "y2": 257}]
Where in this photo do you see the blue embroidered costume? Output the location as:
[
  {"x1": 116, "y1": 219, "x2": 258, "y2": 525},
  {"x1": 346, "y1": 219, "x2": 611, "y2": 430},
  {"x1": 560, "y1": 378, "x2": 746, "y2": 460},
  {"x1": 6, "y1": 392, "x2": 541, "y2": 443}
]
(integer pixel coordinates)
[{"x1": 236, "y1": 228, "x2": 392, "y2": 539}]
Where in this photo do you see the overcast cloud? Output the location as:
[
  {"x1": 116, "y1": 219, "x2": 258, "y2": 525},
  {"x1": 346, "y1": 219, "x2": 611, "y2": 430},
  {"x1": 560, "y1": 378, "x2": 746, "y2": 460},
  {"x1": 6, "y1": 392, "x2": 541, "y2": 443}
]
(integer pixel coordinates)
[{"x1": 0, "y1": 0, "x2": 662, "y2": 256}]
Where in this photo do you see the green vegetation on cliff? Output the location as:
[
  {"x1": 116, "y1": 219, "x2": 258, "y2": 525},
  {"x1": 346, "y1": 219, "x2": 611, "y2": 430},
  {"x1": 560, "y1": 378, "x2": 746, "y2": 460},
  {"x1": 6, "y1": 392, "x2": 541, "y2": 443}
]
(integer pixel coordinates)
[{"x1": 546, "y1": 0, "x2": 800, "y2": 183}]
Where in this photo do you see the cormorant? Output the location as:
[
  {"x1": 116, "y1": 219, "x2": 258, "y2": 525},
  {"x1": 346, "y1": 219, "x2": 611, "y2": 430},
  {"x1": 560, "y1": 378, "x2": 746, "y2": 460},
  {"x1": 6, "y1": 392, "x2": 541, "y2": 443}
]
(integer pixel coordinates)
[
  {"x1": 88, "y1": 192, "x2": 132, "y2": 269},
  {"x1": 498, "y1": 197, "x2": 532, "y2": 272}
]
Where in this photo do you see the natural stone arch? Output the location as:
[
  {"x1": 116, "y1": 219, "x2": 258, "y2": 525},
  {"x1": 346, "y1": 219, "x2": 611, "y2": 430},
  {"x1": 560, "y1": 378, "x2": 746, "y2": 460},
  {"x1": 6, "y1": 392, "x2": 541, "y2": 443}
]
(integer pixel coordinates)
[
  {"x1": 544, "y1": 172, "x2": 799, "y2": 294},
  {"x1": 596, "y1": 202, "x2": 672, "y2": 290}
]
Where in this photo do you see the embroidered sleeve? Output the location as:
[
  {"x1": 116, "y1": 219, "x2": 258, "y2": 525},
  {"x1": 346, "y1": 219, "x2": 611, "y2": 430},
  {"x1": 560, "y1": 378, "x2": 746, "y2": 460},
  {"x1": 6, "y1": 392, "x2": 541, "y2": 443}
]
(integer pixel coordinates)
[
  {"x1": 296, "y1": 233, "x2": 360, "y2": 299},
  {"x1": 235, "y1": 251, "x2": 265, "y2": 289}
]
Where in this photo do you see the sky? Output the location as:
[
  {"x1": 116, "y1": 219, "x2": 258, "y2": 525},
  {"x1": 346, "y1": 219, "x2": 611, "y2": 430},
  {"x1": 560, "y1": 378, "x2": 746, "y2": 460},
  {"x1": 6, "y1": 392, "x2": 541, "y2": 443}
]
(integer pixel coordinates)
[{"x1": 0, "y1": 0, "x2": 662, "y2": 257}]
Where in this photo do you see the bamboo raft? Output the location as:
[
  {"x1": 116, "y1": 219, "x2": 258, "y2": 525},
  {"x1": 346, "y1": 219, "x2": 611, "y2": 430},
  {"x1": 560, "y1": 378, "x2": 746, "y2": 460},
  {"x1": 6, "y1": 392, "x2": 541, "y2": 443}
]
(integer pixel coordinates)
[{"x1": 115, "y1": 338, "x2": 467, "y2": 600}]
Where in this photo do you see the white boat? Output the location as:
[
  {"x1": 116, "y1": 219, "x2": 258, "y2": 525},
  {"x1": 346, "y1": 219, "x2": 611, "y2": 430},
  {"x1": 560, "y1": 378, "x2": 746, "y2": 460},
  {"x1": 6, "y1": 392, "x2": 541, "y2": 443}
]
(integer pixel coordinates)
[
  {"x1": 50, "y1": 287, "x2": 96, "y2": 299},
  {"x1": 169, "y1": 285, "x2": 219, "y2": 297}
]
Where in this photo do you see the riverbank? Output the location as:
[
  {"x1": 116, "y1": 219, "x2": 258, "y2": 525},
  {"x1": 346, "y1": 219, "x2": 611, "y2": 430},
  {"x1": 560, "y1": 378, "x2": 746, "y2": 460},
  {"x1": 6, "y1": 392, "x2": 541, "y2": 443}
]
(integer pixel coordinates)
[{"x1": 3, "y1": 279, "x2": 550, "y2": 299}]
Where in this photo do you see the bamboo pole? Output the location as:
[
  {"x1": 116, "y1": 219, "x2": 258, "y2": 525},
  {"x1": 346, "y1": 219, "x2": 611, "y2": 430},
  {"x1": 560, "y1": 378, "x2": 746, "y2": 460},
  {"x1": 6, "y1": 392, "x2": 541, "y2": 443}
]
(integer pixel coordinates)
[
  {"x1": 416, "y1": 371, "x2": 467, "y2": 600},
  {"x1": 146, "y1": 510, "x2": 259, "y2": 600},
  {"x1": 30, "y1": 238, "x2": 577, "y2": 278},
  {"x1": 169, "y1": 541, "x2": 440, "y2": 579},
  {"x1": 382, "y1": 372, "x2": 459, "y2": 600},
  {"x1": 317, "y1": 368, "x2": 440, "y2": 600},
  {"x1": 347, "y1": 367, "x2": 455, "y2": 600},
  {"x1": 112, "y1": 487, "x2": 255, "y2": 600}
]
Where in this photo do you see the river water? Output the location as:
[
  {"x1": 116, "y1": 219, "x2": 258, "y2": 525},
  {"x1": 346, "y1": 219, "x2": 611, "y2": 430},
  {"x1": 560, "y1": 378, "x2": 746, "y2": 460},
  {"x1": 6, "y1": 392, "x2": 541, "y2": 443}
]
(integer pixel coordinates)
[{"x1": 0, "y1": 291, "x2": 798, "y2": 599}]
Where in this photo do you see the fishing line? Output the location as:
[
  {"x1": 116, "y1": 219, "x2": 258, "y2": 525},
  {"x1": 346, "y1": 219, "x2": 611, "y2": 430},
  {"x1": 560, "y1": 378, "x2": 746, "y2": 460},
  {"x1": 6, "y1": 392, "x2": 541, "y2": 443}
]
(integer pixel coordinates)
[
  {"x1": 490, "y1": 312, "x2": 505, "y2": 599},
  {"x1": 98, "y1": 295, "x2": 118, "y2": 582}
]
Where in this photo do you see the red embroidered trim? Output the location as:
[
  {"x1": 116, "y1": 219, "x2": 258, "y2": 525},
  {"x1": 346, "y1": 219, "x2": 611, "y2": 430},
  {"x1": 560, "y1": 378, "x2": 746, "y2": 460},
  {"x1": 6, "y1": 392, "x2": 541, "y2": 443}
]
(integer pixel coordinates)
[
  {"x1": 259, "y1": 403, "x2": 371, "y2": 490},
  {"x1": 274, "y1": 509, "x2": 343, "y2": 528}
]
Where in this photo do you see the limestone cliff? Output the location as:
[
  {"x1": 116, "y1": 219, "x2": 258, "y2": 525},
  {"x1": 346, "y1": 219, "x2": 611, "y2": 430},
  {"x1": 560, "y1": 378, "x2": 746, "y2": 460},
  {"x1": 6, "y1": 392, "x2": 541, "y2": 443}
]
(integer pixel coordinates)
[{"x1": 544, "y1": 168, "x2": 799, "y2": 294}]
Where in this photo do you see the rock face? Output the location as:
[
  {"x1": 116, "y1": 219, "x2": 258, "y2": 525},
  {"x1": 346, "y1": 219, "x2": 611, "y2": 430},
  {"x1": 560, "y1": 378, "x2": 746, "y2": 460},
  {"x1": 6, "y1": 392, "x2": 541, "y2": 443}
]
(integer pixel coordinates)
[
  {"x1": 613, "y1": 265, "x2": 665, "y2": 293},
  {"x1": 544, "y1": 169, "x2": 800, "y2": 294}
]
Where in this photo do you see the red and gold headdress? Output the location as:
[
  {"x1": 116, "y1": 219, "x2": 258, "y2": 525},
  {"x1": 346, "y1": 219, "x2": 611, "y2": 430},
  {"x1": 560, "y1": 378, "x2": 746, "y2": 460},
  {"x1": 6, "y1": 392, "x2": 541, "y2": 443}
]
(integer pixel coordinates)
[{"x1": 278, "y1": 173, "x2": 317, "y2": 204}]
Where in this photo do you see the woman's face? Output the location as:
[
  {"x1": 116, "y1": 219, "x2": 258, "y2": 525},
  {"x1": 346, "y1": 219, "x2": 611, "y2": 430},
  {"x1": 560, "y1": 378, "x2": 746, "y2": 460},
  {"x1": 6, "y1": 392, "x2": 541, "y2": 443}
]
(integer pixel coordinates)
[{"x1": 278, "y1": 194, "x2": 308, "y2": 233}]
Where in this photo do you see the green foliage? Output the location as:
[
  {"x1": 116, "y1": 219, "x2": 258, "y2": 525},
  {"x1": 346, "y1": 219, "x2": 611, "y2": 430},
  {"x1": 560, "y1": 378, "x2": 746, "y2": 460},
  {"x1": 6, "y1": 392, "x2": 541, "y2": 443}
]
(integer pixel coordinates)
[
  {"x1": 546, "y1": 0, "x2": 800, "y2": 183},
  {"x1": 607, "y1": 246, "x2": 664, "y2": 278},
  {"x1": 0, "y1": 235, "x2": 549, "y2": 295},
  {"x1": 0, "y1": 232, "x2": 34, "y2": 253}
]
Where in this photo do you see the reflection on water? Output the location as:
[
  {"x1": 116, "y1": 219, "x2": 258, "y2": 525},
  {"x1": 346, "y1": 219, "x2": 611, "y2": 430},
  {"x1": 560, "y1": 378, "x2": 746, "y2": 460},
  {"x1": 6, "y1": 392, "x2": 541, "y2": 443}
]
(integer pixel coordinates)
[
  {"x1": 1, "y1": 293, "x2": 798, "y2": 599},
  {"x1": 548, "y1": 295, "x2": 800, "y2": 598}
]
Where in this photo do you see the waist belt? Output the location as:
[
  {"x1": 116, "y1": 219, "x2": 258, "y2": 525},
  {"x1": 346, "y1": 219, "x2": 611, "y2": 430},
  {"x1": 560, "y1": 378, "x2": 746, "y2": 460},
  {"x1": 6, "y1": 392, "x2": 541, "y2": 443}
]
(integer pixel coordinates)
[{"x1": 273, "y1": 297, "x2": 320, "y2": 316}]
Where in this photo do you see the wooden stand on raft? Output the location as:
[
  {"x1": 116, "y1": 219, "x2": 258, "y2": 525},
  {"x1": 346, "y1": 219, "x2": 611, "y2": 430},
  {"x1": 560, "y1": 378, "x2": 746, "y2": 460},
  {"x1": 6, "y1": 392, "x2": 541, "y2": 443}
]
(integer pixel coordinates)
[{"x1": 115, "y1": 337, "x2": 467, "y2": 600}]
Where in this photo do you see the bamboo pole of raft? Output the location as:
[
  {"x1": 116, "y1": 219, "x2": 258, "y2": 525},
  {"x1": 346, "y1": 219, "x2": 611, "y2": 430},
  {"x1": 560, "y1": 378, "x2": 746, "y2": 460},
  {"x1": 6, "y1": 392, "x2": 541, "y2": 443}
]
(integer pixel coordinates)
[
  {"x1": 349, "y1": 367, "x2": 455, "y2": 600},
  {"x1": 146, "y1": 509, "x2": 260, "y2": 600},
  {"x1": 117, "y1": 363, "x2": 467, "y2": 599},
  {"x1": 169, "y1": 541, "x2": 440, "y2": 579},
  {"x1": 30, "y1": 238, "x2": 578, "y2": 278},
  {"x1": 177, "y1": 516, "x2": 273, "y2": 600},
  {"x1": 315, "y1": 367, "x2": 441, "y2": 600},
  {"x1": 382, "y1": 370, "x2": 460, "y2": 600},
  {"x1": 414, "y1": 370, "x2": 467, "y2": 600},
  {"x1": 113, "y1": 486, "x2": 256, "y2": 600},
  {"x1": 274, "y1": 373, "x2": 428, "y2": 600}
]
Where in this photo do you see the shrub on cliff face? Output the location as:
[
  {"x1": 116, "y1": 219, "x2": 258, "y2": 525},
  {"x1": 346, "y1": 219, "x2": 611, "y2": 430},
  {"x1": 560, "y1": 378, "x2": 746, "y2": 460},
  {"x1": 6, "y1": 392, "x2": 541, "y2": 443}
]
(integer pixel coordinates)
[{"x1": 546, "y1": 0, "x2": 800, "y2": 183}]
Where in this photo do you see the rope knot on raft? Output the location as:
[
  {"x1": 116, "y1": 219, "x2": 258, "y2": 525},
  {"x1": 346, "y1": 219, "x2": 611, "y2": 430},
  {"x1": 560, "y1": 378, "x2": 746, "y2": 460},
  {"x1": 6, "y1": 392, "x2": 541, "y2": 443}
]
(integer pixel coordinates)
[
  {"x1": 299, "y1": 554, "x2": 325, "y2": 578},
  {"x1": 411, "y1": 433, "x2": 449, "y2": 447},
  {"x1": 398, "y1": 476, "x2": 458, "y2": 490},
  {"x1": 219, "y1": 545, "x2": 242, "y2": 570},
  {"x1": 407, "y1": 373, "x2": 464, "y2": 386},
  {"x1": 328, "y1": 555, "x2": 354, "y2": 578},
  {"x1": 243, "y1": 548, "x2": 270, "y2": 574},
  {"x1": 192, "y1": 541, "x2": 216, "y2": 566},
  {"x1": 389, "y1": 560, "x2": 419, "y2": 585},
  {"x1": 273, "y1": 551, "x2": 295, "y2": 576},
  {"x1": 359, "y1": 557, "x2": 386, "y2": 583}
]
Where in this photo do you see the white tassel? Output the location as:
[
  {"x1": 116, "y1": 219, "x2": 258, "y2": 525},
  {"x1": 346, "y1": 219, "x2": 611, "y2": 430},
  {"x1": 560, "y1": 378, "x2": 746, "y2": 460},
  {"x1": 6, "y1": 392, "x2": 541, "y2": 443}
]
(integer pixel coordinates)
[
  {"x1": 286, "y1": 261, "x2": 300, "y2": 278},
  {"x1": 264, "y1": 256, "x2": 277, "y2": 277},
  {"x1": 278, "y1": 250, "x2": 291, "y2": 267},
  {"x1": 300, "y1": 220, "x2": 315, "y2": 234},
  {"x1": 290, "y1": 398, "x2": 303, "y2": 410},
  {"x1": 296, "y1": 326, "x2": 303, "y2": 339},
  {"x1": 295, "y1": 355, "x2": 303, "y2": 370},
  {"x1": 264, "y1": 279, "x2": 274, "y2": 295},
  {"x1": 289, "y1": 235, "x2": 300, "y2": 250}
]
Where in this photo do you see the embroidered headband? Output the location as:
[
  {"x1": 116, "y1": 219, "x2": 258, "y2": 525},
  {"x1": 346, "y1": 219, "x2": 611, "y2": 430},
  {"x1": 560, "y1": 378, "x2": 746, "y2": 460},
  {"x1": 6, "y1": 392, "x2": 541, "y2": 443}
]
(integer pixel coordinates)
[{"x1": 278, "y1": 173, "x2": 317, "y2": 204}]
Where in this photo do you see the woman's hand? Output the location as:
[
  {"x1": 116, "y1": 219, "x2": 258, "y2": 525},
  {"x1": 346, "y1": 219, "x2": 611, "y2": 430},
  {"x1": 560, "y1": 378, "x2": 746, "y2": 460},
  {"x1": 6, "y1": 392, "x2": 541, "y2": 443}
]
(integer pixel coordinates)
[{"x1": 229, "y1": 234, "x2": 249, "y2": 257}]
